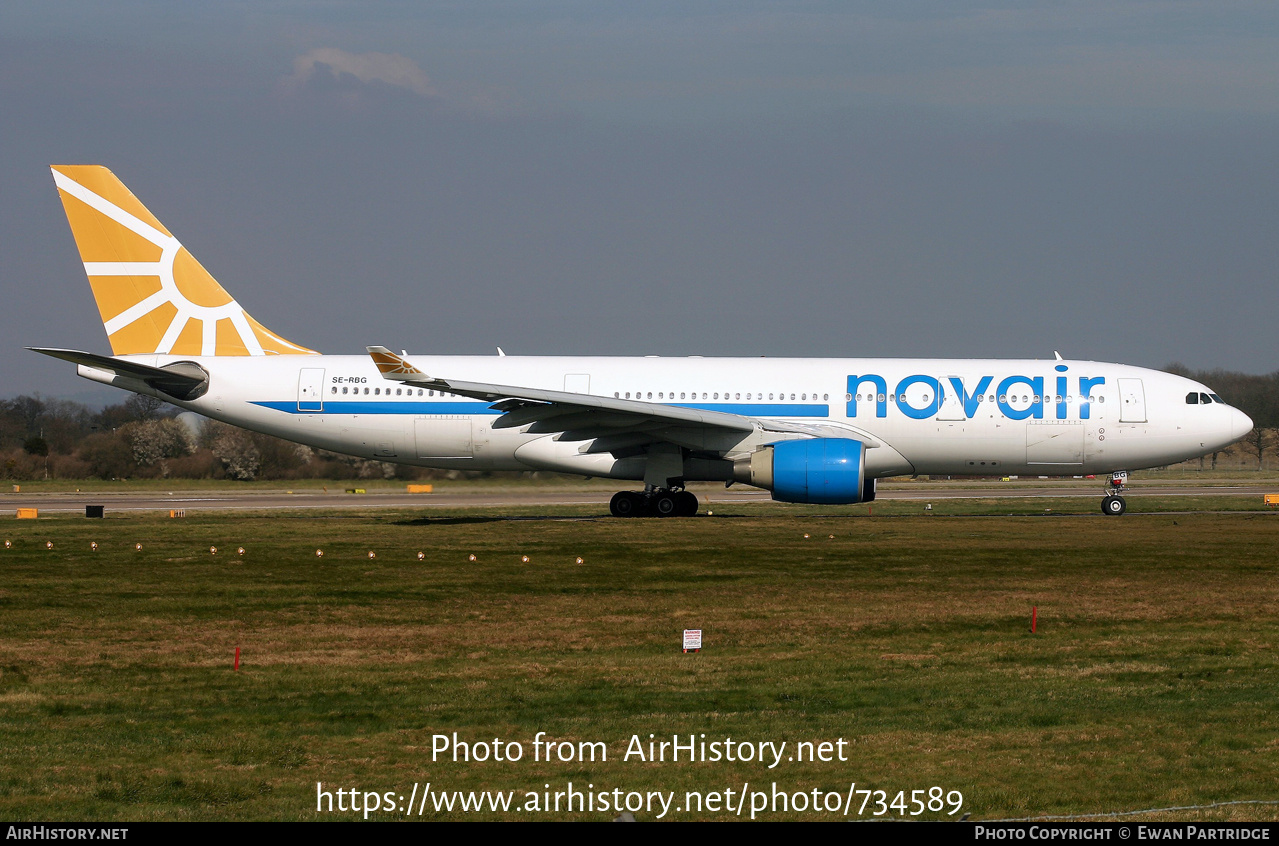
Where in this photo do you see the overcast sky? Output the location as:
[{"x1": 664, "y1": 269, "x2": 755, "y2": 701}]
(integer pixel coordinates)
[{"x1": 3, "y1": 1, "x2": 1278, "y2": 403}]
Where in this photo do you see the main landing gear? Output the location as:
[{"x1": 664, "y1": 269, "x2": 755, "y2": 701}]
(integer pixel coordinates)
[
  {"x1": 609, "y1": 488, "x2": 699, "y2": 518},
  {"x1": 1101, "y1": 471, "x2": 1128, "y2": 516}
]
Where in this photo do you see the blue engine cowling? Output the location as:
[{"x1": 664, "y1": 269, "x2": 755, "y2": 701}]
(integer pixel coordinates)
[{"x1": 770, "y1": 438, "x2": 868, "y2": 504}]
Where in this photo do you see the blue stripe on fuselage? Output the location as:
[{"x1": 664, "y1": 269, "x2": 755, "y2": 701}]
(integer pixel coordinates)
[
  {"x1": 252, "y1": 401, "x2": 830, "y2": 417},
  {"x1": 253, "y1": 401, "x2": 501, "y2": 415}
]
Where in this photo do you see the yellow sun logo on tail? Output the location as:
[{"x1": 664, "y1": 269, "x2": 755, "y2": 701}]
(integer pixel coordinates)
[
  {"x1": 368, "y1": 347, "x2": 423, "y2": 375},
  {"x1": 51, "y1": 165, "x2": 316, "y2": 357}
]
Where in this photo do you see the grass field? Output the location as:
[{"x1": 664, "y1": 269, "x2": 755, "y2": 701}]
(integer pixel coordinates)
[{"x1": 1, "y1": 498, "x2": 1277, "y2": 821}]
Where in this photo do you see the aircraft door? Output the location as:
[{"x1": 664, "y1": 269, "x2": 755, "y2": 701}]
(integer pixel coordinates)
[
  {"x1": 297, "y1": 368, "x2": 325, "y2": 412},
  {"x1": 1117, "y1": 378, "x2": 1147, "y2": 423},
  {"x1": 937, "y1": 376, "x2": 965, "y2": 421}
]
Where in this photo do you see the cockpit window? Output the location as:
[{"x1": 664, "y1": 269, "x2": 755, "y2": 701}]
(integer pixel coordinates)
[
  {"x1": 1186, "y1": 392, "x2": 1199, "y2": 404},
  {"x1": 1200, "y1": 392, "x2": 1212, "y2": 404},
  {"x1": 1210, "y1": 393, "x2": 1224, "y2": 404}
]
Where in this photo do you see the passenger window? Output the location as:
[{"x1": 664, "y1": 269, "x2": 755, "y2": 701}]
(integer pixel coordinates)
[
  {"x1": 331, "y1": 387, "x2": 337, "y2": 394},
  {"x1": 342, "y1": 387, "x2": 348, "y2": 395},
  {"x1": 364, "y1": 387, "x2": 370, "y2": 395}
]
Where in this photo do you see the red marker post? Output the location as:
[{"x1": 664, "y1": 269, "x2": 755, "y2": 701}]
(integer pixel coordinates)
[
  {"x1": 234, "y1": 647, "x2": 240, "y2": 670},
  {"x1": 1031, "y1": 606, "x2": 1038, "y2": 634}
]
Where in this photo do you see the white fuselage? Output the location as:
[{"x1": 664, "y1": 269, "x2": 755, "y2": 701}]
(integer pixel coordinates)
[{"x1": 80, "y1": 354, "x2": 1250, "y2": 483}]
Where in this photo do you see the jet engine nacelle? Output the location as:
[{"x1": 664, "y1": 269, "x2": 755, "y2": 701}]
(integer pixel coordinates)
[{"x1": 735, "y1": 438, "x2": 872, "y2": 504}]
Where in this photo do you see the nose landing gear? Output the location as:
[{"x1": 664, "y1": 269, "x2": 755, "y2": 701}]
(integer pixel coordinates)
[
  {"x1": 1101, "y1": 471, "x2": 1128, "y2": 516},
  {"x1": 609, "y1": 488, "x2": 699, "y2": 518}
]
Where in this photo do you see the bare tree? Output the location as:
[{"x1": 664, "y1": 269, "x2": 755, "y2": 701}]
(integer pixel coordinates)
[
  {"x1": 124, "y1": 393, "x2": 167, "y2": 421},
  {"x1": 8, "y1": 395, "x2": 45, "y2": 434},
  {"x1": 1241, "y1": 428, "x2": 1278, "y2": 471}
]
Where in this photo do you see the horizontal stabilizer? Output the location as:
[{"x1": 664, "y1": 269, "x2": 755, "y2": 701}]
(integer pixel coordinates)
[{"x1": 29, "y1": 347, "x2": 209, "y2": 401}]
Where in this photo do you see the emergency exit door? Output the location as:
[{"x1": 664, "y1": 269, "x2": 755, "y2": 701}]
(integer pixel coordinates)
[
  {"x1": 297, "y1": 368, "x2": 325, "y2": 412},
  {"x1": 1117, "y1": 378, "x2": 1146, "y2": 423}
]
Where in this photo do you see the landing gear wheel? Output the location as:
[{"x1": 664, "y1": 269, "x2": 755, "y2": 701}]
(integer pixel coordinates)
[
  {"x1": 1102, "y1": 495, "x2": 1127, "y2": 516},
  {"x1": 676, "y1": 490, "x2": 699, "y2": 517},
  {"x1": 610, "y1": 491, "x2": 643, "y2": 518},
  {"x1": 653, "y1": 492, "x2": 678, "y2": 517}
]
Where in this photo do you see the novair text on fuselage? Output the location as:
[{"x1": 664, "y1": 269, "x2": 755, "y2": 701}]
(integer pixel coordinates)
[{"x1": 847, "y1": 365, "x2": 1104, "y2": 421}]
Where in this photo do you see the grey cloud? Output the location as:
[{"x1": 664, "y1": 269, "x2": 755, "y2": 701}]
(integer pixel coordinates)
[{"x1": 281, "y1": 48, "x2": 437, "y2": 97}]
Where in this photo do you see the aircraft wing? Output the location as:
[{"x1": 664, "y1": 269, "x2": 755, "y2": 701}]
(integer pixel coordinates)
[{"x1": 367, "y1": 347, "x2": 878, "y2": 455}]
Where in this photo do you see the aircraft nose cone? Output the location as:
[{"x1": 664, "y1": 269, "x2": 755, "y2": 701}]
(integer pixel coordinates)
[{"x1": 1232, "y1": 408, "x2": 1254, "y2": 440}]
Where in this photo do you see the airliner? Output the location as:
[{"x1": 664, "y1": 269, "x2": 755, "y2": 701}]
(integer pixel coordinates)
[{"x1": 34, "y1": 166, "x2": 1253, "y2": 517}]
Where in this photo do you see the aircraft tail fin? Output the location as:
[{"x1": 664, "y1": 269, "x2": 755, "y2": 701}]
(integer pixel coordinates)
[{"x1": 50, "y1": 165, "x2": 316, "y2": 357}]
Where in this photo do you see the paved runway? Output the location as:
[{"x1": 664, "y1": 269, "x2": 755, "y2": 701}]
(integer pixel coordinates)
[{"x1": 4, "y1": 482, "x2": 1275, "y2": 514}]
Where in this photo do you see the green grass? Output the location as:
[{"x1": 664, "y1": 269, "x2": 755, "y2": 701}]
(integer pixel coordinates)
[{"x1": 0, "y1": 502, "x2": 1277, "y2": 821}]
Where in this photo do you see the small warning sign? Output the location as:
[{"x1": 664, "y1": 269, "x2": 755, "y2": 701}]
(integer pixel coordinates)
[{"x1": 682, "y1": 629, "x2": 702, "y2": 653}]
